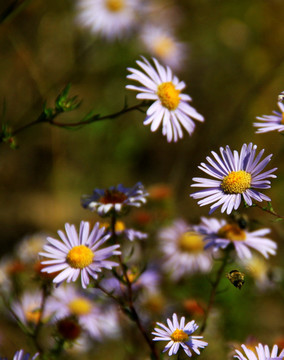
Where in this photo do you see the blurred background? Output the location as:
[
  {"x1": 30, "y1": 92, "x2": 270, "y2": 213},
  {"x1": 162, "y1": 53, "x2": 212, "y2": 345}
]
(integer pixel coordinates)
[{"x1": 0, "y1": 0, "x2": 284, "y2": 358}]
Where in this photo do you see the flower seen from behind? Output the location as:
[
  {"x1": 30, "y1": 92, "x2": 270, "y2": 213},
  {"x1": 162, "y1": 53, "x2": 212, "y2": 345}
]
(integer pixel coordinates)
[
  {"x1": 81, "y1": 182, "x2": 148, "y2": 217},
  {"x1": 152, "y1": 313, "x2": 207, "y2": 357},
  {"x1": 126, "y1": 57, "x2": 204, "y2": 142},
  {"x1": 40, "y1": 221, "x2": 120, "y2": 288},
  {"x1": 253, "y1": 102, "x2": 284, "y2": 133},
  {"x1": 158, "y1": 219, "x2": 212, "y2": 280},
  {"x1": 190, "y1": 143, "x2": 277, "y2": 214},
  {"x1": 195, "y1": 217, "x2": 277, "y2": 260},
  {"x1": 76, "y1": 0, "x2": 140, "y2": 40},
  {"x1": 234, "y1": 343, "x2": 284, "y2": 360}
]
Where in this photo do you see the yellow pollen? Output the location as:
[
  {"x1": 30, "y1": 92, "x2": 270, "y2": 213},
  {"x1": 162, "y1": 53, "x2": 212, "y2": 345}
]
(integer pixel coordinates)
[
  {"x1": 66, "y1": 245, "x2": 94, "y2": 269},
  {"x1": 218, "y1": 224, "x2": 246, "y2": 241},
  {"x1": 105, "y1": 0, "x2": 124, "y2": 12},
  {"x1": 26, "y1": 307, "x2": 41, "y2": 324},
  {"x1": 171, "y1": 329, "x2": 189, "y2": 342},
  {"x1": 157, "y1": 82, "x2": 181, "y2": 110},
  {"x1": 281, "y1": 112, "x2": 284, "y2": 125},
  {"x1": 68, "y1": 297, "x2": 92, "y2": 316},
  {"x1": 153, "y1": 37, "x2": 175, "y2": 58},
  {"x1": 221, "y1": 170, "x2": 251, "y2": 194},
  {"x1": 115, "y1": 221, "x2": 126, "y2": 232},
  {"x1": 178, "y1": 232, "x2": 204, "y2": 253}
]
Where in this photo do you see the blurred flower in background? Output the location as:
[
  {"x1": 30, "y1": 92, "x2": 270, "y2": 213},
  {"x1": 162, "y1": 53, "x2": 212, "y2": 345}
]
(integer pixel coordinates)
[
  {"x1": 254, "y1": 102, "x2": 284, "y2": 134},
  {"x1": 233, "y1": 343, "x2": 284, "y2": 360}
]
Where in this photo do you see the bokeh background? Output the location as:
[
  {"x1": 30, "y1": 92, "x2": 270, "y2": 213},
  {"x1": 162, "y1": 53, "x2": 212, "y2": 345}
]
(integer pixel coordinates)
[{"x1": 0, "y1": 0, "x2": 284, "y2": 359}]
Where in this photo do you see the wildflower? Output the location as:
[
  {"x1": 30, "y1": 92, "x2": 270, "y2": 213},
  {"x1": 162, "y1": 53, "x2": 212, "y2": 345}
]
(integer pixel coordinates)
[
  {"x1": 196, "y1": 217, "x2": 277, "y2": 260},
  {"x1": 234, "y1": 343, "x2": 284, "y2": 360},
  {"x1": 190, "y1": 143, "x2": 277, "y2": 214},
  {"x1": 101, "y1": 220, "x2": 147, "y2": 241},
  {"x1": 76, "y1": 0, "x2": 140, "y2": 40},
  {"x1": 140, "y1": 25, "x2": 186, "y2": 70},
  {"x1": 158, "y1": 220, "x2": 212, "y2": 279},
  {"x1": 81, "y1": 182, "x2": 148, "y2": 217},
  {"x1": 11, "y1": 291, "x2": 55, "y2": 327},
  {"x1": 152, "y1": 313, "x2": 207, "y2": 357},
  {"x1": 52, "y1": 285, "x2": 119, "y2": 339},
  {"x1": 253, "y1": 102, "x2": 284, "y2": 133},
  {"x1": 16, "y1": 233, "x2": 47, "y2": 263},
  {"x1": 0, "y1": 350, "x2": 39, "y2": 360},
  {"x1": 126, "y1": 57, "x2": 204, "y2": 142},
  {"x1": 39, "y1": 221, "x2": 120, "y2": 288}
]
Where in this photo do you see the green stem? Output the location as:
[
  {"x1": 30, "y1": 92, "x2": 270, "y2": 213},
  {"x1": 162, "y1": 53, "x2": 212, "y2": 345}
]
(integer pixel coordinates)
[
  {"x1": 199, "y1": 250, "x2": 230, "y2": 334},
  {"x1": 252, "y1": 202, "x2": 284, "y2": 220}
]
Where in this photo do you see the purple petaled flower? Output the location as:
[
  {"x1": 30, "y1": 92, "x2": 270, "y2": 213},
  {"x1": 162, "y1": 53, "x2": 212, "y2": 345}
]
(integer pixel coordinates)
[
  {"x1": 195, "y1": 217, "x2": 277, "y2": 260},
  {"x1": 253, "y1": 102, "x2": 284, "y2": 133},
  {"x1": 152, "y1": 313, "x2": 207, "y2": 357},
  {"x1": 39, "y1": 221, "x2": 120, "y2": 288},
  {"x1": 190, "y1": 143, "x2": 277, "y2": 214},
  {"x1": 81, "y1": 182, "x2": 148, "y2": 217},
  {"x1": 126, "y1": 57, "x2": 204, "y2": 142},
  {"x1": 0, "y1": 350, "x2": 39, "y2": 360},
  {"x1": 234, "y1": 343, "x2": 284, "y2": 360}
]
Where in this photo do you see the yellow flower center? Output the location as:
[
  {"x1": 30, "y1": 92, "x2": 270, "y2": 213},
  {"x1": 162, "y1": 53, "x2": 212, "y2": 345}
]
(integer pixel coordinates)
[
  {"x1": 26, "y1": 307, "x2": 41, "y2": 324},
  {"x1": 115, "y1": 221, "x2": 126, "y2": 232},
  {"x1": 66, "y1": 245, "x2": 94, "y2": 269},
  {"x1": 281, "y1": 112, "x2": 284, "y2": 125},
  {"x1": 218, "y1": 224, "x2": 246, "y2": 241},
  {"x1": 221, "y1": 170, "x2": 251, "y2": 194},
  {"x1": 68, "y1": 297, "x2": 92, "y2": 316},
  {"x1": 178, "y1": 232, "x2": 204, "y2": 253},
  {"x1": 153, "y1": 37, "x2": 175, "y2": 58},
  {"x1": 171, "y1": 329, "x2": 189, "y2": 342},
  {"x1": 105, "y1": 0, "x2": 124, "y2": 12},
  {"x1": 157, "y1": 82, "x2": 181, "y2": 110}
]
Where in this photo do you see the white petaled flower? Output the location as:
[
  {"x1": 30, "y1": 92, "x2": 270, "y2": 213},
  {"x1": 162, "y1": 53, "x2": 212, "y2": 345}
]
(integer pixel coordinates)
[
  {"x1": 51, "y1": 285, "x2": 120, "y2": 340},
  {"x1": 39, "y1": 221, "x2": 121, "y2": 289},
  {"x1": 11, "y1": 291, "x2": 55, "y2": 327},
  {"x1": 0, "y1": 350, "x2": 39, "y2": 360},
  {"x1": 102, "y1": 220, "x2": 148, "y2": 241},
  {"x1": 195, "y1": 217, "x2": 277, "y2": 260},
  {"x1": 253, "y1": 102, "x2": 284, "y2": 133},
  {"x1": 152, "y1": 313, "x2": 207, "y2": 357},
  {"x1": 158, "y1": 219, "x2": 212, "y2": 280},
  {"x1": 81, "y1": 182, "x2": 148, "y2": 217},
  {"x1": 140, "y1": 25, "x2": 186, "y2": 70},
  {"x1": 76, "y1": 0, "x2": 140, "y2": 40},
  {"x1": 234, "y1": 343, "x2": 284, "y2": 360},
  {"x1": 190, "y1": 143, "x2": 277, "y2": 214},
  {"x1": 126, "y1": 57, "x2": 204, "y2": 142}
]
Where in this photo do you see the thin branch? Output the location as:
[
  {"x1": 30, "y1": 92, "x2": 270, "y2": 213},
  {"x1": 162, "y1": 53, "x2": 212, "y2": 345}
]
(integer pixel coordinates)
[{"x1": 252, "y1": 202, "x2": 284, "y2": 220}]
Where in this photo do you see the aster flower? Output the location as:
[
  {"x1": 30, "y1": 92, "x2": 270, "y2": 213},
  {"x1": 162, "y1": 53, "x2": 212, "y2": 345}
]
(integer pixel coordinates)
[
  {"x1": 52, "y1": 285, "x2": 119, "y2": 340},
  {"x1": 253, "y1": 102, "x2": 284, "y2": 133},
  {"x1": 76, "y1": 0, "x2": 140, "y2": 40},
  {"x1": 81, "y1": 182, "x2": 148, "y2": 217},
  {"x1": 234, "y1": 343, "x2": 284, "y2": 360},
  {"x1": 11, "y1": 290, "x2": 55, "y2": 327},
  {"x1": 0, "y1": 350, "x2": 39, "y2": 360},
  {"x1": 195, "y1": 217, "x2": 277, "y2": 260},
  {"x1": 140, "y1": 25, "x2": 186, "y2": 70},
  {"x1": 190, "y1": 143, "x2": 277, "y2": 214},
  {"x1": 158, "y1": 219, "x2": 212, "y2": 280},
  {"x1": 126, "y1": 57, "x2": 204, "y2": 142},
  {"x1": 102, "y1": 220, "x2": 148, "y2": 241},
  {"x1": 39, "y1": 221, "x2": 120, "y2": 288},
  {"x1": 152, "y1": 313, "x2": 207, "y2": 357}
]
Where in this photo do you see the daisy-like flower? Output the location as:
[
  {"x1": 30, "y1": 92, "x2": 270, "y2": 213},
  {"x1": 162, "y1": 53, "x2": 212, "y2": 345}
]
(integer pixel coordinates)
[
  {"x1": 39, "y1": 221, "x2": 120, "y2": 288},
  {"x1": 76, "y1": 0, "x2": 140, "y2": 40},
  {"x1": 152, "y1": 313, "x2": 207, "y2": 357},
  {"x1": 126, "y1": 57, "x2": 204, "y2": 142},
  {"x1": 158, "y1": 219, "x2": 212, "y2": 280},
  {"x1": 253, "y1": 102, "x2": 284, "y2": 133},
  {"x1": 140, "y1": 25, "x2": 187, "y2": 70},
  {"x1": 0, "y1": 350, "x2": 39, "y2": 360},
  {"x1": 81, "y1": 182, "x2": 148, "y2": 217},
  {"x1": 196, "y1": 217, "x2": 277, "y2": 260},
  {"x1": 52, "y1": 285, "x2": 120, "y2": 340},
  {"x1": 190, "y1": 143, "x2": 277, "y2": 214},
  {"x1": 234, "y1": 343, "x2": 284, "y2": 360},
  {"x1": 101, "y1": 220, "x2": 148, "y2": 241}
]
